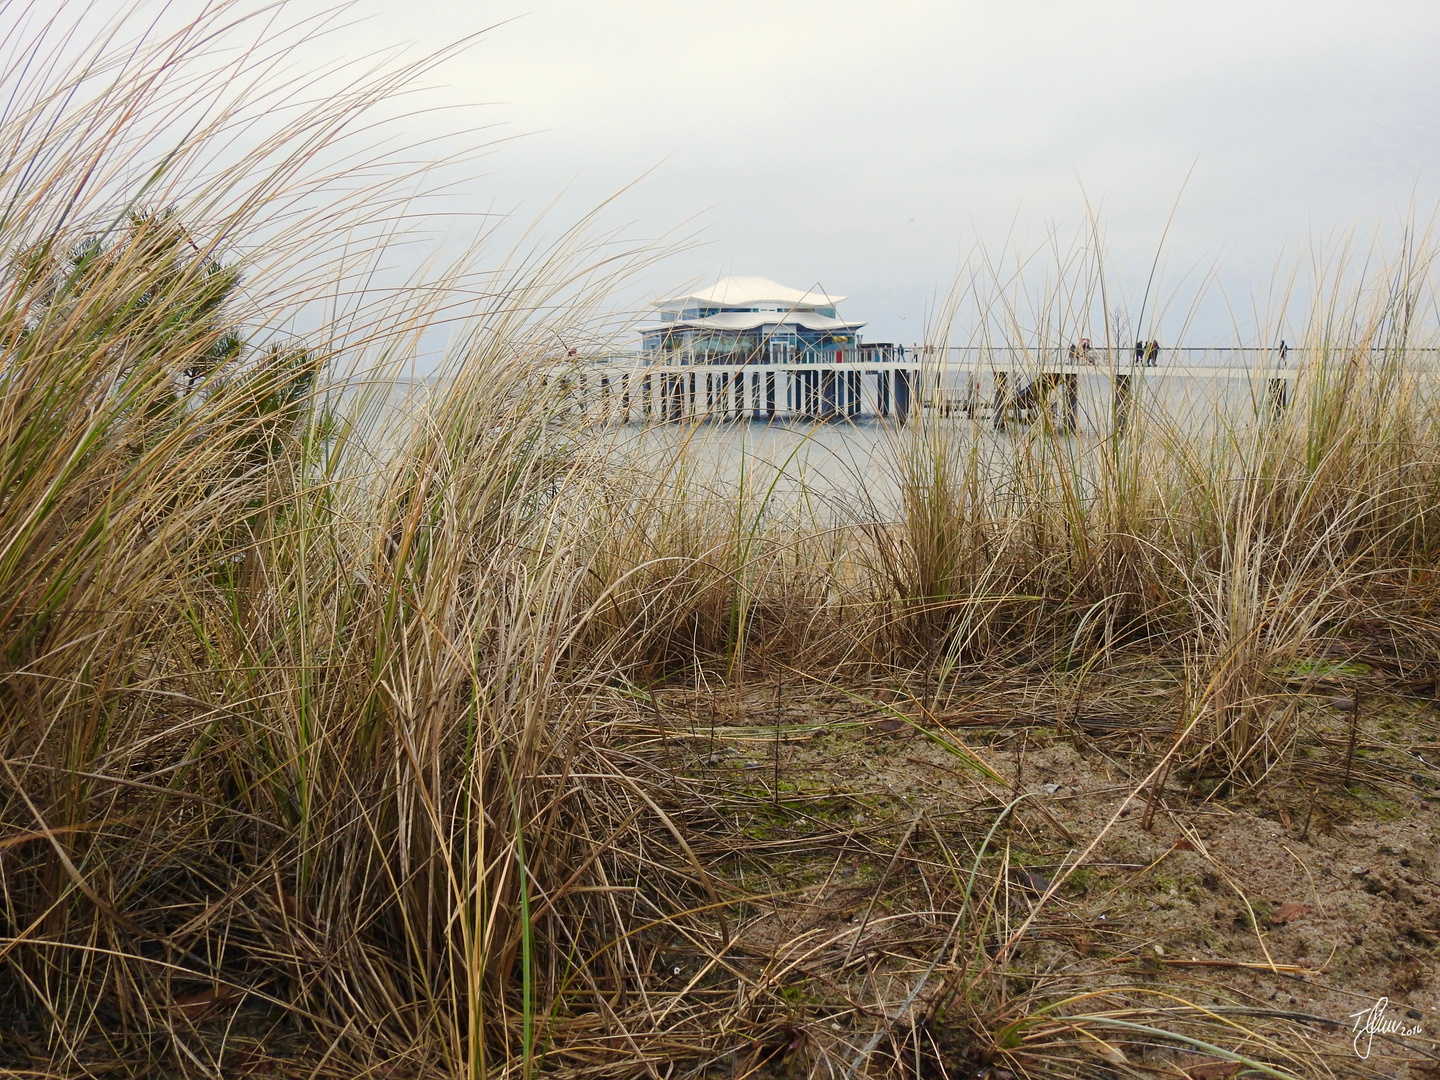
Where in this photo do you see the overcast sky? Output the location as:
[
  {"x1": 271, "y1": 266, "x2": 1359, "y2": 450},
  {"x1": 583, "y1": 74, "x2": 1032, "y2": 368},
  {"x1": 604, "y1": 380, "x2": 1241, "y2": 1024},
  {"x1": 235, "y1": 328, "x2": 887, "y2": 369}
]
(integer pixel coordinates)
[{"x1": 213, "y1": 1, "x2": 1440, "y2": 344}]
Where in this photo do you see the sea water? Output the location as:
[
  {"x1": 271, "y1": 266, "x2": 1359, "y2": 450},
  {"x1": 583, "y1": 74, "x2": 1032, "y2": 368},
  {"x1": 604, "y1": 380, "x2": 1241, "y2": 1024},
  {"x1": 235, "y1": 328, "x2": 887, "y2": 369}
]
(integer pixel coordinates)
[{"x1": 353, "y1": 365, "x2": 1348, "y2": 520}]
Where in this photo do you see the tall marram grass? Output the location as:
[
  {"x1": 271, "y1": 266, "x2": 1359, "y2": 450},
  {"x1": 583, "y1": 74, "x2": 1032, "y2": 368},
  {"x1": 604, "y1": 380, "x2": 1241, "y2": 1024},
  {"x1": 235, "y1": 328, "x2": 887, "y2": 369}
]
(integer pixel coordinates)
[
  {"x1": 880, "y1": 272, "x2": 1440, "y2": 784},
  {"x1": 5, "y1": 4, "x2": 1440, "y2": 1079},
  {"x1": 0, "y1": 6, "x2": 685, "y2": 1076}
]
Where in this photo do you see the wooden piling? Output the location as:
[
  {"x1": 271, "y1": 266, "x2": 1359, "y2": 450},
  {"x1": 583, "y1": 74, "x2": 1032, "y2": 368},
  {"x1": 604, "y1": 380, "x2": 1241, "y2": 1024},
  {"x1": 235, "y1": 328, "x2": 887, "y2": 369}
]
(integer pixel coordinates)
[
  {"x1": 895, "y1": 368, "x2": 912, "y2": 424},
  {"x1": 821, "y1": 370, "x2": 838, "y2": 420},
  {"x1": 1112, "y1": 372, "x2": 1133, "y2": 435},
  {"x1": 992, "y1": 371, "x2": 1011, "y2": 429},
  {"x1": 1268, "y1": 377, "x2": 1289, "y2": 421},
  {"x1": 1062, "y1": 373, "x2": 1078, "y2": 433}
]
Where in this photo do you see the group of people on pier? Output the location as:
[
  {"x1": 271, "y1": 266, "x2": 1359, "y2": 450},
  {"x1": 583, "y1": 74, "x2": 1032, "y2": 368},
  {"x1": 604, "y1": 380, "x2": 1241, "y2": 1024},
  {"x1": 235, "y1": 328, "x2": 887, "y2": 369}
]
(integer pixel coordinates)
[{"x1": 1063, "y1": 339, "x2": 1161, "y2": 365}]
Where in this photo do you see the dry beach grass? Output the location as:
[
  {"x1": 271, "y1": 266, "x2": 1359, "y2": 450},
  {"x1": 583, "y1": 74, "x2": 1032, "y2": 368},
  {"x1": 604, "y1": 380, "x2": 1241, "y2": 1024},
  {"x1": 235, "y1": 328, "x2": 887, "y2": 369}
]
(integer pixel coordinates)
[{"x1": 2, "y1": 5, "x2": 1440, "y2": 1078}]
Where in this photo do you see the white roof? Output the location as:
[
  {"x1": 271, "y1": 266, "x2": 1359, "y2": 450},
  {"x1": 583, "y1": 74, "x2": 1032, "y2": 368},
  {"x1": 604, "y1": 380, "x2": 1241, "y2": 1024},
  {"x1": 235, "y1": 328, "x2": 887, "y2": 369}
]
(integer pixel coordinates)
[
  {"x1": 656, "y1": 275, "x2": 846, "y2": 309},
  {"x1": 642, "y1": 310, "x2": 864, "y2": 334}
]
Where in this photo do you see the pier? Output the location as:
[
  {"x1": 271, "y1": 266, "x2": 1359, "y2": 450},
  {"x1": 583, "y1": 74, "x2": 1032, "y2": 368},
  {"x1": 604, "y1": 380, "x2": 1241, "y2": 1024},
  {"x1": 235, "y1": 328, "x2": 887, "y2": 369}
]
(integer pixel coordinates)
[
  {"x1": 565, "y1": 345, "x2": 1437, "y2": 429},
  {"x1": 561, "y1": 277, "x2": 1436, "y2": 429}
]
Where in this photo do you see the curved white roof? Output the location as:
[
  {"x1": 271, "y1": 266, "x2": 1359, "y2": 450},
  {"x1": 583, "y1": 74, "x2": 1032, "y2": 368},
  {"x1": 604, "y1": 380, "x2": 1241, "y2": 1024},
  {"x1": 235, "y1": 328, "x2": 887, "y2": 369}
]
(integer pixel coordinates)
[
  {"x1": 656, "y1": 275, "x2": 845, "y2": 309},
  {"x1": 642, "y1": 310, "x2": 864, "y2": 334}
]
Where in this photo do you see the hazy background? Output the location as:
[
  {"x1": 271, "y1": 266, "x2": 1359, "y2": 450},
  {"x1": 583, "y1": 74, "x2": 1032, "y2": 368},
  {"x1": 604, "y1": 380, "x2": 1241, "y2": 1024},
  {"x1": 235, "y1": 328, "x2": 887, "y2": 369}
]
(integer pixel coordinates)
[{"x1": 81, "y1": 1, "x2": 1440, "y2": 353}]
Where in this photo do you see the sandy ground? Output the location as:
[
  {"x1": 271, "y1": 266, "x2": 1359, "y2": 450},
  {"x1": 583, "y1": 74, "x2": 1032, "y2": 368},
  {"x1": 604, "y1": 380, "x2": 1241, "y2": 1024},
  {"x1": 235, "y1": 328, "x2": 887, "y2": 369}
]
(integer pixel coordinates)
[{"x1": 641, "y1": 666, "x2": 1440, "y2": 1078}]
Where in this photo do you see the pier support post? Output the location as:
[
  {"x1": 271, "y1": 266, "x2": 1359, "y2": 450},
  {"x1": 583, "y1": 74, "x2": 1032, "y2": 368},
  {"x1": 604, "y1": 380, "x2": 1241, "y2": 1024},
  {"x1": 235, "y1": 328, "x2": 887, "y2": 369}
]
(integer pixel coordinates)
[
  {"x1": 992, "y1": 371, "x2": 1011, "y2": 429},
  {"x1": 765, "y1": 371, "x2": 776, "y2": 419},
  {"x1": 895, "y1": 368, "x2": 913, "y2": 424},
  {"x1": 1112, "y1": 373, "x2": 1133, "y2": 436},
  {"x1": 847, "y1": 371, "x2": 862, "y2": 417},
  {"x1": 642, "y1": 373, "x2": 653, "y2": 419},
  {"x1": 1267, "y1": 377, "x2": 1289, "y2": 421},
  {"x1": 662, "y1": 374, "x2": 675, "y2": 422},
  {"x1": 878, "y1": 369, "x2": 891, "y2": 417},
  {"x1": 821, "y1": 370, "x2": 838, "y2": 420},
  {"x1": 1062, "y1": 373, "x2": 1078, "y2": 433}
]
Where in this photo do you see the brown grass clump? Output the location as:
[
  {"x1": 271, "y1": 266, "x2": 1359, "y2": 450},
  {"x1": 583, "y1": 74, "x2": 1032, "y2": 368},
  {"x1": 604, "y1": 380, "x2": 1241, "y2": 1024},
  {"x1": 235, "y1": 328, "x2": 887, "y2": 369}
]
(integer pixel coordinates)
[{"x1": 0, "y1": 7, "x2": 679, "y2": 1075}]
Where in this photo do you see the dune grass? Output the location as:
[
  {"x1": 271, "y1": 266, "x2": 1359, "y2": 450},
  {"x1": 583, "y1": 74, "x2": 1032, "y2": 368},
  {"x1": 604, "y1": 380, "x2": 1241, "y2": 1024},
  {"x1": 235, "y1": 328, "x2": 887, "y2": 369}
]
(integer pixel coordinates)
[{"x1": 2, "y1": 5, "x2": 1440, "y2": 1078}]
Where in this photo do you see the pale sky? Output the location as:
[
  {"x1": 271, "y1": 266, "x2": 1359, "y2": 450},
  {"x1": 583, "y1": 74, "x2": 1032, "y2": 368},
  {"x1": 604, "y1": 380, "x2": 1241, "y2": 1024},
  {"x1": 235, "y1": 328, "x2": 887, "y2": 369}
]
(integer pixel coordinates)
[{"x1": 90, "y1": 2, "x2": 1440, "y2": 346}]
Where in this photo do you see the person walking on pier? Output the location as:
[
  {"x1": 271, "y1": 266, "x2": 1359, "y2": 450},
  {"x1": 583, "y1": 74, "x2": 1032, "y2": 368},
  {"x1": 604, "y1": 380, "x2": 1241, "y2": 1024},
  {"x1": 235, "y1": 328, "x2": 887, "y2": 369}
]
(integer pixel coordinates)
[
  {"x1": 1145, "y1": 339, "x2": 1159, "y2": 366},
  {"x1": 1135, "y1": 339, "x2": 1145, "y2": 365},
  {"x1": 1279, "y1": 339, "x2": 1288, "y2": 361}
]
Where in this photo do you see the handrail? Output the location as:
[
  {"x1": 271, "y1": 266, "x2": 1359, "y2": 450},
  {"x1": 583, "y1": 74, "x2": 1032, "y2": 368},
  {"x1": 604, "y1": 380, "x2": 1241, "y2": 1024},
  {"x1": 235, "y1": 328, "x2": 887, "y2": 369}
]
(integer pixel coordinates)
[{"x1": 588, "y1": 345, "x2": 1440, "y2": 372}]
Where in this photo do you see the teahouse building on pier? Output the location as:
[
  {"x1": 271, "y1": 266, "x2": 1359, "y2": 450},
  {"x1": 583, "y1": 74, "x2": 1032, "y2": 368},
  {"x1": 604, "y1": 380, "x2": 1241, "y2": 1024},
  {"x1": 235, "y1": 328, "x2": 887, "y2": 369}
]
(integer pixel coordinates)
[
  {"x1": 641, "y1": 276, "x2": 887, "y2": 366},
  {"x1": 585, "y1": 275, "x2": 914, "y2": 422}
]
